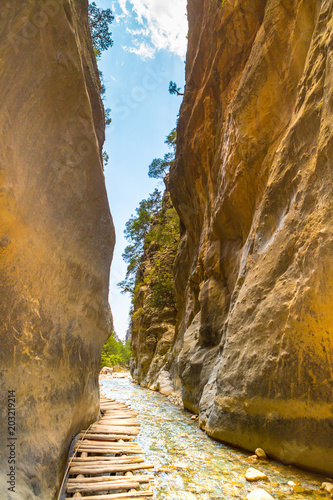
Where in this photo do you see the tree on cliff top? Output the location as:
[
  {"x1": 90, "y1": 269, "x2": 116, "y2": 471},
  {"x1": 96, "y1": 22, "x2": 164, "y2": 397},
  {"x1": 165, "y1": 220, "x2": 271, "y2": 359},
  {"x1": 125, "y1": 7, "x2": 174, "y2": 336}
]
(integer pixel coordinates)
[
  {"x1": 118, "y1": 189, "x2": 162, "y2": 294},
  {"x1": 168, "y1": 81, "x2": 184, "y2": 96},
  {"x1": 88, "y1": 2, "x2": 114, "y2": 167},
  {"x1": 148, "y1": 128, "x2": 176, "y2": 180},
  {"x1": 88, "y1": 2, "x2": 114, "y2": 59}
]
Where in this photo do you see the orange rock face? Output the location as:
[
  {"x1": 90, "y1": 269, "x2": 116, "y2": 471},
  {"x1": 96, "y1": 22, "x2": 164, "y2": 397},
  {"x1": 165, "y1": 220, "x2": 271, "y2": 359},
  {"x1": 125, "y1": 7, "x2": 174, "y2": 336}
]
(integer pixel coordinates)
[
  {"x1": 0, "y1": 1, "x2": 114, "y2": 497},
  {"x1": 169, "y1": 0, "x2": 333, "y2": 474}
]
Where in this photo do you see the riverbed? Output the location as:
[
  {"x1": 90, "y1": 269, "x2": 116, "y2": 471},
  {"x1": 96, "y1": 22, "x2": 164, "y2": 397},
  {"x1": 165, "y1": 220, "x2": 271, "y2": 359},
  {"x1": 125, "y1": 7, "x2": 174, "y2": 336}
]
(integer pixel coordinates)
[{"x1": 100, "y1": 377, "x2": 328, "y2": 499}]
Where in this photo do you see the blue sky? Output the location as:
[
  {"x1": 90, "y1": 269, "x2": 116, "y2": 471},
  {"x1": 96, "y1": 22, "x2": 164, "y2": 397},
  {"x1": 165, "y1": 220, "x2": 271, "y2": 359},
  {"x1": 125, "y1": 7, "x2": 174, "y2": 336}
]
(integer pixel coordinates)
[{"x1": 95, "y1": 0, "x2": 187, "y2": 339}]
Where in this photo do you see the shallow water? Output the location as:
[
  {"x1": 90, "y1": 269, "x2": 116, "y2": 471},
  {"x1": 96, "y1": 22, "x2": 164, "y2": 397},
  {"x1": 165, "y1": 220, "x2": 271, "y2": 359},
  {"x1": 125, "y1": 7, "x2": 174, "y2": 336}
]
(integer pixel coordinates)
[{"x1": 101, "y1": 378, "x2": 328, "y2": 499}]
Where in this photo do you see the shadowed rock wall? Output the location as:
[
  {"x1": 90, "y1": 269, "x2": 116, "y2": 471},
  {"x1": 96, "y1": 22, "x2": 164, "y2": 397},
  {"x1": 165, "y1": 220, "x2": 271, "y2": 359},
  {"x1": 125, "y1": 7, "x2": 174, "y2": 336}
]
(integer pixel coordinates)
[
  {"x1": 0, "y1": 1, "x2": 114, "y2": 498},
  {"x1": 167, "y1": 0, "x2": 333, "y2": 474}
]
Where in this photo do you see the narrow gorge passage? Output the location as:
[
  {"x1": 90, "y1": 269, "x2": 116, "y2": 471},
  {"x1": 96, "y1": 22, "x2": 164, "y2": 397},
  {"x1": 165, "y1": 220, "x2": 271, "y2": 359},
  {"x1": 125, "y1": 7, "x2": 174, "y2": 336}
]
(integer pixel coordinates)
[{"x1": 0, "y1": 0, "x2": 332, "y2": 498}]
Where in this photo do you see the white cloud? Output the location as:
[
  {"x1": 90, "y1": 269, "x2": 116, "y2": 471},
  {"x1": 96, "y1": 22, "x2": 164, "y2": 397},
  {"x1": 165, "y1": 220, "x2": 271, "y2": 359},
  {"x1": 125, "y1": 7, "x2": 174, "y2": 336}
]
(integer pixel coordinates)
[
  {"x1": 118, "y1": 0, "x2": 129, "y2": 15},
  {"x1": 119, "y1": 0, "x2": 188, "y2": 60},
  {"x1": 122, "y1": 42, "x2": 156, "y2": 60}
]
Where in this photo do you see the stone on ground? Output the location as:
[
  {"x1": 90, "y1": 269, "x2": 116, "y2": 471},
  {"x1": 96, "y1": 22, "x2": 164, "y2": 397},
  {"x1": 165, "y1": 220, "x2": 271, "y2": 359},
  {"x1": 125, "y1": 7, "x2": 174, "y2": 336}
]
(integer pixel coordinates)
[
  {"x1": 247, "y1": 489, "x2": 274, "y2": 500},
  {"x1": 255, "y1": 448, "x2": 267, "y2": 460},
  {"x1": 321, "y1": 482, "x2": 333, "y2": 494},
  {"x1": 246, "y1": 468, "x2": 268, "y2": 482}
]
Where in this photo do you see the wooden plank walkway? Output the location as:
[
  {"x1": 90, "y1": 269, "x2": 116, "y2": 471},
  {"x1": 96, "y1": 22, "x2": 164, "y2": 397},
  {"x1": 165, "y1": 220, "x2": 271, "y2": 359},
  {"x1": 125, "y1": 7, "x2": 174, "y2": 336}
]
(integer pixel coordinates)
[{"x1": 64, "y1": 397, "x2": 154, "y2": 499}]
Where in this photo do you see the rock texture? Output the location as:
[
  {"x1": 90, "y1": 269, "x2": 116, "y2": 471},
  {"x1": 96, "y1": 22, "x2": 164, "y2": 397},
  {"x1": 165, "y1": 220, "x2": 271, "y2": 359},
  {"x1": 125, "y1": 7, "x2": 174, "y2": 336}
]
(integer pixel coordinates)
[
  {"x1": 0, "y1": 1, "x2": 114, "y2": 498},
  {"x1": 166, "y1": 0, "x2": 333, "y2": 475}
]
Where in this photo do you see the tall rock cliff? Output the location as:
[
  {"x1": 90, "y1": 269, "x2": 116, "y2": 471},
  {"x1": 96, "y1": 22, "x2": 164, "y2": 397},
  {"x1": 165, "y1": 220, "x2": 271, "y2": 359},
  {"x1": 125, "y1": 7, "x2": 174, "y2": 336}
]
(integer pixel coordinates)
[
  {"x1": 166, "y1": 0, "x2": 333, "y2": 475},
  {"x1": 130, "y1": 191, "x2": 179, "y2": 393},
  {"x1": 0, "y1": 1, "x2": 114, "y2": 498}
]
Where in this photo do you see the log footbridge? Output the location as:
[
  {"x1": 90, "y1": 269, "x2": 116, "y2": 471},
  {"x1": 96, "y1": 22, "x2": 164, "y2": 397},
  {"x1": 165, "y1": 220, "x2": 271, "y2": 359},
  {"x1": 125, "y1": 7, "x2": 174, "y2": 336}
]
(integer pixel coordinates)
[{"x1": 63, "y1": 397, "x2": 154, "y2": 499}]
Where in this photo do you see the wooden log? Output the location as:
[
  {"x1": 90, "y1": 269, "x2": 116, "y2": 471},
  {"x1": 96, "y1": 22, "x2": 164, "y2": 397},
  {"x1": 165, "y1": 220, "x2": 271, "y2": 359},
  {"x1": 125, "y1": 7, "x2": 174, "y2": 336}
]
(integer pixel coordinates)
[
  {"x1": 98, "y1": 416, "x2": 138, "y2": 421},
  {"x1": 76, "y1": 442, "x2": 141, "y2": 448},
  {"x1": 88, "y1": 424, "x2": 140, "y2": 435},
  {"x1": 75, "y1": 443, "x2": 141, "y2": 450},
  {"x1": 97, "y1": 420, "x2": 140, "y2": 426},
  {"x1": 89, "y1": 430, "x2": 139, "y2": 437},
  {"x1": 100, "y1": 405, "x2": 130, "y2": 408},
  {"x1": 102, "y1": 410, "x2": 137, "y2": 414},
  {"x1": 74, "y1": 444, "x2": 142, "y2": 450},
  {"x1": 67, "y1": 480, "x2": 140, "y2": 493},
  {"x1": 66, "y1": 491, "x2": 153, "y2": 499},
  {"x1": 75, "y1": 440, "x2": 142, "y2": 448},
  {"x1": 68, "y1": 475, "x2": 152, "y2": 484},
  {"x1": 100, "y1": 408, "x2": 134, "y2": 412},
  {"x1": 80, "y1": 433, "x2": 135, "y2": 441},
  {"x1": 101, "y1": 411, "x2": 138, "y2": 416},
  {"x1": 69, "y1": 464, "x2": 154, "y2": 475},
  {"x1": 71, "y1": 457, "x2": 144, "y2": 464},
  {"x1": 84, "y1": 428, "x2": 139, "y2": 436},
  {"x1": 89, "y1": 426, "x2": 139, "y2": 434},
  {"x1": 73, "y1": 450, "x2": 142, "y2": 456},
  {"x1": 100, "y1": 408, "x2": 132, "y2": 412},
  {"x1": 70, "y1": 459, "x2": 145, "y2": 467},
  {"x1": 75, "y1": 444, "x2": 142, "y2": 452},
  {"x1": 74, "y1": 449, "x2": 144, "y2": 455}
]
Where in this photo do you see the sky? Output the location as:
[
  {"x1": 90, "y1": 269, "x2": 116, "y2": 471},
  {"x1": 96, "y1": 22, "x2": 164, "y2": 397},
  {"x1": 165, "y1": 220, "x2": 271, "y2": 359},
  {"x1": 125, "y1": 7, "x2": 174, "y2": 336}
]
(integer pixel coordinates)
[{"x1": 95, "y1": 0, "x2": 188, "y2": 339}]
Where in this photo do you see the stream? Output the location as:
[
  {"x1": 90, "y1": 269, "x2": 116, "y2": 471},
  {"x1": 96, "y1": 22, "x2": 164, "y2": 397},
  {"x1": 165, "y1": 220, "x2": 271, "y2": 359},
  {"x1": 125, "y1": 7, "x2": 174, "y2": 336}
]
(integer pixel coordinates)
[{"x1": 100, "y1": 377, "x2": 328, "y2": 500}]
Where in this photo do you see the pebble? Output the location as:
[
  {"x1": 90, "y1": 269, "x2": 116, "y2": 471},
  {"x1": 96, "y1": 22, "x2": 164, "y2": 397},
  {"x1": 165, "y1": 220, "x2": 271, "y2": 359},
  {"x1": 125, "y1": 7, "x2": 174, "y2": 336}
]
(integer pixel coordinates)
[
  {"x1": 246, "y1": 468, "x2": 268, "y2": 482},
  {"x1": 321, "y1": 482, "x2": 333, "y2": 494},
  {"x1": 247, "y1": 488, "x2": 274, "y2": 500},
  {"x1": 255, "y1": 448, "x2": 267, "y2": 460},
  {"x1": 245, "y1": 455, "x2": 259, "y2": 464}
]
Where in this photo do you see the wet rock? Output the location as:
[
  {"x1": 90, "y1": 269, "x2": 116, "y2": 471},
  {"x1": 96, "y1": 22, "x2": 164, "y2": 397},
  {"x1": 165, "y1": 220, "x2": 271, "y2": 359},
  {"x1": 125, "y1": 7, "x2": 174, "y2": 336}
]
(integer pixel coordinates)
[
  {"x1": 245, "y1": 455, "x2": 259, "y2": 464},
  {"x1": 247, "y1": 489, "x2": 274, "y2": 500},
  {"x1": 246, "y1": 468, "x2": 268, "y2": 482},
  {"x1": 157, "y1": 370, "x2": 175, "y2": 396},
  {"x1": 255, "y1": 449, "x2": 267, "y2": 460},
  {"x1": 321, "y1": 482, "x2": 333, "y2": 494},
  {"x1": 101, "y1": 367, "x2": 113, "y2": 375}
]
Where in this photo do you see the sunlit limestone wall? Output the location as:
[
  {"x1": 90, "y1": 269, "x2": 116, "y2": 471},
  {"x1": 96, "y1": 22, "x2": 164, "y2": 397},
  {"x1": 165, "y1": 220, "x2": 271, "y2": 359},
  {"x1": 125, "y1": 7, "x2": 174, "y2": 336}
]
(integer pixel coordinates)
[
  {"x1": 168, "y1": 0, "x2": 333, "y2": 474},
  {"x1": 0, "y1": 1, "x2": 115, "y2": 498}
]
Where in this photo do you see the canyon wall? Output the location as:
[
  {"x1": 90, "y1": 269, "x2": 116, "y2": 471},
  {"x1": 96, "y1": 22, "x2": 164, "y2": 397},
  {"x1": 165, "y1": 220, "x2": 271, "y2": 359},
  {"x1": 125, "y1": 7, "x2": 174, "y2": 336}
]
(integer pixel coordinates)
[
  {"x1": 0, "y1": 1, "x2": 114, "y2": 498},
  {"x1": 168, "y1": 0, "x2": 333, "y2": 474}
]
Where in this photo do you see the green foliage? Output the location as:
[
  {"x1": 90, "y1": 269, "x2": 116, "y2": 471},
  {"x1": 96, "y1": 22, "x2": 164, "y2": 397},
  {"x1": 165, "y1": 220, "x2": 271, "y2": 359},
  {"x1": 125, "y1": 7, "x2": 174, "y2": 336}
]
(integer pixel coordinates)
[
  {"x1": 144, "y1": 200, "x2": 180, "y2": 309},
  {"x1": 165, "y1": 129, "x2": 177, "y2": 148},
  {"x1": 168, "y1": 81, "x2": 184, "y2": 96},
  {"x1": 119, "y1": 127, "x2": 180, "y2": 316},
  {"x1": 118, "y1": 189, "x2": 162, "y2": 295},
  {"x1": 148, "y1": 128, "x2": 176, "y2": 179},
  {"x1": 120, "y1": 191, "x2": 179, "y2": 311},
  {"x1": 88, "y1": 3, "x2": 113, "y2": 169},
  {"x1": 100, "y1": 332, "x2": 131, "y2": 368},
  {"x1": 88, "y1": 2, "x2": 114, "y2": 56},
  {"x1": 105, "y1": 108, "x2": 112, "y2": 126},
  {"x1": 132, "y1": 308, "x2": 145, "y2": 321},
  {"x1": 102, "y1": 150, "x2": 109, "y2": 170}
]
